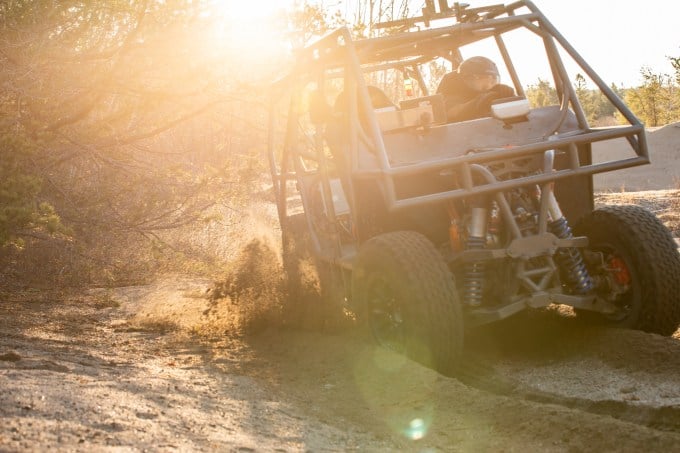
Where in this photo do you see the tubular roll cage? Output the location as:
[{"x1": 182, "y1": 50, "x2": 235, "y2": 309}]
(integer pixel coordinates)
[{"x1": 268, "y1": 0, "x2": 647, "y2": 256}]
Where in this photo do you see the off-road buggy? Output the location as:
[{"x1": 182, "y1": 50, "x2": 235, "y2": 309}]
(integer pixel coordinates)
[{"x1": 268, "y1": 0, "x2": 680, "y2": 374}]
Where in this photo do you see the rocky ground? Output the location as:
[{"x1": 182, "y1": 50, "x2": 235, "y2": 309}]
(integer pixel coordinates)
[{"x1": 2, "y1": 190, "x2": 680, "y2": 452}]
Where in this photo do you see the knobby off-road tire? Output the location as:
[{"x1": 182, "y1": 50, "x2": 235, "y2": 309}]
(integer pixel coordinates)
[
  {"x1": 353, "y1": 231, "x2": 463, "y2": 375},
  {"x1": 574, "y1": 205, "x2": 680, "y2": 336}
]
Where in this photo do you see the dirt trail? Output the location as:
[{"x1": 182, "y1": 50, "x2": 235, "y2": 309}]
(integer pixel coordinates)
[
  {"x1": 0, "y1": 282, "x2": 394, "y2": 451},
  {"x1": 2, "y1": 191, "x2": 680, "y2": 451},
  {"x1": 2, "y1": 273, "x2": 680, "y2": 452}
]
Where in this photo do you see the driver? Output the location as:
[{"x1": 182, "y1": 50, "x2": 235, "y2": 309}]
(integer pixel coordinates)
[{"x1": 436, "y1": 56, "x2": 515, "y2": 122}]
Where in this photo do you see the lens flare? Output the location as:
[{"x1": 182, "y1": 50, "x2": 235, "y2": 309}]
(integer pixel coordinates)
[
  {"x1": 352, "y1": 344, "x2": 437, "y2": 443},
  {"x1": 404, "y1": 417, "x2": 428, "y2": 440}
]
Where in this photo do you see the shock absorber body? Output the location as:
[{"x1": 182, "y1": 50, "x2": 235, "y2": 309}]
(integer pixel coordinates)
[
  {"x1": 464, "y1": 207, "x2": 487, "y2": 307},
  {"x1": 546, "y1": 192, "x2": 593, "y2": 294}
]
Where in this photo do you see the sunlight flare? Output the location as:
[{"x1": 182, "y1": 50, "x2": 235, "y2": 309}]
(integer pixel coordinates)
[{"x1": 206, "y1": 0, "x2": 291, "y2": 59}]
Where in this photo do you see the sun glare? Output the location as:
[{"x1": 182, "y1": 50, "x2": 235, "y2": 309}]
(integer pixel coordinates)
[{"x1": 206, "y1": 0, "x2": 292, "y2": 60}]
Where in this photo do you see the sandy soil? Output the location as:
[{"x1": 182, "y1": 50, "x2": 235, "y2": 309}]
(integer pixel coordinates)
[
  {"x1": 593, "y1": 122, "x2": 680, "y2": 191},
  {"x1": 3, "y1": 149, "x2": 680, "y2": 450},
  {"x1": 3, "y1": 187, "x2": 680, "y2": 452},
  {"x1": 0, "y1": 281, "x2": 392, "y2": 451},
  {"x1": 2, "y1": 274, "x2": 680, "y2": 452}
]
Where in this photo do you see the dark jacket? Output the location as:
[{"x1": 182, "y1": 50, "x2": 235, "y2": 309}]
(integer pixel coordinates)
[{"x1": 436, "y1": 72, "x2": 514, "y2": 122}]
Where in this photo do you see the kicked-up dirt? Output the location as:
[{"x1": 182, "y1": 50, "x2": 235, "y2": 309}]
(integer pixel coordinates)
[{"x1": 2, "y1": 191, "x2": 680, "y2": 451}]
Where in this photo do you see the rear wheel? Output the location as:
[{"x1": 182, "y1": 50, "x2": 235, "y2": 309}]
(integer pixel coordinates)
[
  {"x1": 281, "y1": 214, "x2": 316, "y2": 300},
  {"x1": 353, "y1": 231, "x2": 463, "y2": 374},
  {"x1": 573, "y1": 205, "x2": 680, "y2": 335},
  {"x1": 281, "y1": 213, "x2": 350, "y2": 330}
]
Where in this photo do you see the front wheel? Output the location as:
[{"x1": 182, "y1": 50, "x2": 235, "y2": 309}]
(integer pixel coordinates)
[
  {"x1": 353, "y1": 231, "x2": 463, "y2": 375},
  {"x1": 574, "y1": 205, "x2": 680, "y2": 335}
]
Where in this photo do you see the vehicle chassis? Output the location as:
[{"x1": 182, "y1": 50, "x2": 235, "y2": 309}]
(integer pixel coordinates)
[{"x1": 267, "y1": 1, "x2": 679, "y2": 368}]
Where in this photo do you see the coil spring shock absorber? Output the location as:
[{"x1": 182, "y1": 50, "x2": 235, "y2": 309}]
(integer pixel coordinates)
[
  {"x1": 464, "y1": 207, "x2": 487, "y2": 307},
  {"x1": 547, "y1": 194, "x2": 593, "y2": 294}
]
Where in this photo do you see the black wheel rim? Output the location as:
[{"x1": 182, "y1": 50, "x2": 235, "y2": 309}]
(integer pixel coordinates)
[{"x1": 366, "y1": 276, "x2": 405, "y2": 353}]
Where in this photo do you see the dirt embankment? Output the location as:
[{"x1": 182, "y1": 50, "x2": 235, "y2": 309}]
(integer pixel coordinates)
[
  {"x1": 2, "y1": 192, "x2": 680, "y2": 451},
  {"x1": 593, "y1": 122, "x2": 680, "y2": 191}
]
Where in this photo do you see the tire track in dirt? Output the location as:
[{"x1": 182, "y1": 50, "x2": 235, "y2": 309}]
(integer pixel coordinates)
[
  {"x1": 238, "y1": 326, "x2": 680, "y2": 452},
  {"x1": 209, "y1": 222, "x2": 680, "y2": 449},
  {"x1": 457, "y1": 357, "x2": 680, "y2": 433},
  {"x1": 455, "y1": 309, "x2": 680, "y2": 434}
]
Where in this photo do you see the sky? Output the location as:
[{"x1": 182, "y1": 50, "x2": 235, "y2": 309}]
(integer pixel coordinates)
[
  {"x1": 519, "y1": 0, "x2": 679, "y2": 87},
  {"x1": 224, "y1": 0, "x2": 678, "y2": 88},
  {"x1": 322, "y1": 0, "x2": 680, "y2": 87}
]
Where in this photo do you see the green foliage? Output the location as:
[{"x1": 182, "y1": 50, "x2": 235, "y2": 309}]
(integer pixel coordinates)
[
  {"x1": 0, "y1": 0, "x2": 274, "y2": 285},
  {"x1": 287, "y1": 2, "x2": 345, "y2": 44},
  {"x1": 669, "y1": 56, "x2": 680, "y2": 85},
  {"x1": 572, "y1": 73, "x2": 617, "y2": 125},
  {"x1": 621, "y1": 64, "x2": 680, "y2": 127},
  {"x1": 0, "y1": 0, "x2": 676, "y2": 286},
  {"x1": 287, "y1": 0, "x2": 413, "y2": 42},
  {"x1": 0, "y1": 134, "x2": 64, "y2": 247},
  {"x1": 525, "y1": 68, "x2": 680, "y2": 128},
  {"x1": 350, "y1": 0, "x2": 412, "y2": 38},
  {"x1": 525, "y1": 78, "x2": 559, "y2": 108}
]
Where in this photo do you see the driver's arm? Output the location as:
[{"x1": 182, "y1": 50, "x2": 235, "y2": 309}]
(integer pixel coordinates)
[{"x1": 445, "y1": 84, "x2": 515, "y2": 122}]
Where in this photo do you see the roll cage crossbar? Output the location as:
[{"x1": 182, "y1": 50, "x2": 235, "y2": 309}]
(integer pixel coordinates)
[{"x1": 269, "y1": 0, "x2": 647, "y2": 241}]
